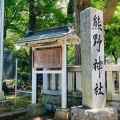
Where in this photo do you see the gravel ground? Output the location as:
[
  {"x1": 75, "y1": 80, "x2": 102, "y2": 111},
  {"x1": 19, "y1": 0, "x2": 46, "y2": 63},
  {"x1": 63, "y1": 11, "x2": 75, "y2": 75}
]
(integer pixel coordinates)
[{"x1": 17, "y1": 111, "x2": 55, "y2": 120}]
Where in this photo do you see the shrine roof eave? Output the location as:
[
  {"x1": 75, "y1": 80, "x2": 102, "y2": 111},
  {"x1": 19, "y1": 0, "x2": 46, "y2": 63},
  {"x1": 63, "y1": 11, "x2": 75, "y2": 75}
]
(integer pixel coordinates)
[{"x1": 15, "y1": 25, "x2": 81, "y2": 47}]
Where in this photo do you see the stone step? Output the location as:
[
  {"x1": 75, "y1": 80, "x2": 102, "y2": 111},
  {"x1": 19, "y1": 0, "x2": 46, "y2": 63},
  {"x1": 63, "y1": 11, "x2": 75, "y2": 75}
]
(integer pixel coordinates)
[{"x1": 27, "y1": 103, "x2": 46, "y2": 117}]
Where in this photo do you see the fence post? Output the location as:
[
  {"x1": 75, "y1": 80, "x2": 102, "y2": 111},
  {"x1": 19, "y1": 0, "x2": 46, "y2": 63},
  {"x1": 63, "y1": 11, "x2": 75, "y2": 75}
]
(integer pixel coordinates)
[
  {"x1": 15, "y1": 59, "x2": 18, "y2": 106},
  {"x1": 106, "y1": 71, "x2": 114, "y2": 100}
]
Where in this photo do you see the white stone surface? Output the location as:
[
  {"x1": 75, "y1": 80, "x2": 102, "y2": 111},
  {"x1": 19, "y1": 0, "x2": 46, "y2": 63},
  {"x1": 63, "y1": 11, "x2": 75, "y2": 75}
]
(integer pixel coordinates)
[
  {"x1": 80, "y1": 7, "x2": 106, "y2": 108},
  {"x1": 43, "y1": 68, "x2": 49, "y2": 90},
  {"x1": 106, "y1": 71, "x2": 114, "y2": 100},
  {"x1": 61, "y1": 42, "x2": 67, "y2": 108},
  {"x1": 32, "y1": 68, "x2": 37, "y2": 103},
  {"x1": 76, "y1": 72, "x2": 82, "y2": 91},
  {"x1": 32, "y1": 47, "x2": 37, "y2": 103},
  {"x1": 68, "y1": 72, "x2": 73, "y2": 91},
  {"x1": 51, "y1": 73, "x2": 56, "y2": 90},
  {"x1": 0, "y1": 91, "x2": 5, "y2": 100},
  {"x1": 71, "y1": 106, "x2": 118, "y2": 120},
  {"x1": 41, "y1": 89, "x2": 61, "y2": 95},
  {"x1": 112, "y1": 94, "x2": 120, "y2": 101}
]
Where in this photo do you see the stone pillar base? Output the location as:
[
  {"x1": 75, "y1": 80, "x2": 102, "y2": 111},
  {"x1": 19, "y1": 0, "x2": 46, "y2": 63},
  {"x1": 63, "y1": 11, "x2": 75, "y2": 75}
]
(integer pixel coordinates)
[
  {"x1": 27, "y1": 103, "x2": 46, "y2": 117},
  {"x1": 71, "y1": 106, "x2": 118, "y2": 120},
  {"x1": 54, "y1": 108, "x2": 71, "y2": 120}
]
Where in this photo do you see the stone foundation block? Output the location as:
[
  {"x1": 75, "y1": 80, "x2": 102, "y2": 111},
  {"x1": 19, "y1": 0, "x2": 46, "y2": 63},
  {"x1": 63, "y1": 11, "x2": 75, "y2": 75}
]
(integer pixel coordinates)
[
  {"x1": 118, "y1": 106, "x2": 120, "y2": 120},
  {"x1": 27, "y1": 103, "x2": 46, "y2": 117},
  {"x1": 54, "y1": 108, "x2": 71, "y2": 120},
  {"x1": 0, "y1": 91, "x2": 5, "y2": 100},
  {"x1": 71, "y1": 106, "x2": 118, "y2": 120}
]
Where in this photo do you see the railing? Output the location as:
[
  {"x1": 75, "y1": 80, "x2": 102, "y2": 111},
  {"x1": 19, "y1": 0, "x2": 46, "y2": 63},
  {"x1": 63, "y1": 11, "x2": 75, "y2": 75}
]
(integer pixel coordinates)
[
  {"x1": 67, "y1": 65, "x2": 120, "y2": 101},
  {"x1": 105, "y1": 65, "x2": 120, "y2": 101},
  {"x1": 42, "y1": 65, "x2": 120, "y2": 101}
]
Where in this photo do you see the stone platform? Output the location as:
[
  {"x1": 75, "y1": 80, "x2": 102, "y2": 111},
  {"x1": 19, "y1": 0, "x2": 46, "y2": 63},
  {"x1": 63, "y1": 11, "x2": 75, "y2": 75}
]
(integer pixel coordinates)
[{"x1": 71, "y1": 106, "x2": 118, "y2": 120}]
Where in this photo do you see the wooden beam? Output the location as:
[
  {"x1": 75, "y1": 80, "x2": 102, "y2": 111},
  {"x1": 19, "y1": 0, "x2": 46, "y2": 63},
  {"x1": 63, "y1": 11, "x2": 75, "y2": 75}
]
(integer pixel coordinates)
[{"x1": 34, "y1": 70, "x2": 62, "y2": 74}]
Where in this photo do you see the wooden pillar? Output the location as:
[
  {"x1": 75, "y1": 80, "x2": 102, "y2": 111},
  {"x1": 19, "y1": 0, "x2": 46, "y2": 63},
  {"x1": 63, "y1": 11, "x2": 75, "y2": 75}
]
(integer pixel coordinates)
[
  {"x1": 58, "y1": 74, "x2": 61, "y2": 90},
  {"x1": 61, "y1": 41, "x2": 67, "y2": 108},
  {"x1": 32, "y1": 47, "x2": 37, "y2": 103}
]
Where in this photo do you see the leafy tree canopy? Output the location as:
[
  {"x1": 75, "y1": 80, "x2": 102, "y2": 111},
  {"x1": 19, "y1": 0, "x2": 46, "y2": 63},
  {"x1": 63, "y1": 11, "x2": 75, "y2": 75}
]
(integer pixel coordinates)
[
  {"x1": 4, "y1": 0, "x2": 120, "y2": 72},
  {"x1": 4, "y1": 0, "x2": 74, "y2": 72},
  {"x1": 105, "y1": 4, "x2": 120, "y2": 64}
]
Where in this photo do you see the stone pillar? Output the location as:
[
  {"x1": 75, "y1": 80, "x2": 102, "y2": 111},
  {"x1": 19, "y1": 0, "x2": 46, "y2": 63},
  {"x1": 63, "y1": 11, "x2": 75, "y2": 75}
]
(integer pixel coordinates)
[
  {"x1": 43, "y1": 68, "x2": 49, "y2": 90},
  {"x1": 51, "y1": 73, "x2": 56, "y2": 90},
  {"x1": 68, "y1": 72, "x2": 72, "y2": 91},
  {"x1": 0, "y1": 0, "x2": 4, "y2": 92},
  {"x1": 80, "y1": 7, "x2": 106, "y2": 108},
  {"x1": 106, "y1": 71, "x2": 114, "y2": 100},
  {"x1": 32, "y1": 48, "x2": 37, "y2": 103},
  {"x1": 76, "y1": 72, "x2": 82, "y2": 91},
  {"x1": 61, "y1": 41, "x2": 67, "y2": 108}
]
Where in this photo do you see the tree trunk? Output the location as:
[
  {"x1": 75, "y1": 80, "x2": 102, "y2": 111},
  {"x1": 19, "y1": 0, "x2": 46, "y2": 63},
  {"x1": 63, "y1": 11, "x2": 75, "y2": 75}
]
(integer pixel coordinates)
[
  {"x1": 4, "y1": 28, "x2": 7, "y2": 39},
  {"x1": 67, "y1": 0, "x2": 74, "y2": 14},
  {"x1": 103, "y1": 0, "x2": 118, "y2": 25},
  {"x1": 29, "y1": 0, "x2": 36, "y2": 82},
  {"x1": 74, "y1": 0, "x2": 91, "y2": 65},
  {"x1": 29, "y1": 0, "x2": 36, "y2": 31},
  {"x1": 114, "y1": 56, "x2": 118, "y2": 64}
]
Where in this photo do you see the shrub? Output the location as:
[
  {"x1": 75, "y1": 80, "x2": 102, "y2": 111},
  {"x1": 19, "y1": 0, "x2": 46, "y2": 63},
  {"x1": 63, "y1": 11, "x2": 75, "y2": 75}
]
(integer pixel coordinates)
[{"x1": 20, "y1": 72, "x2": 30, "y2": 84}]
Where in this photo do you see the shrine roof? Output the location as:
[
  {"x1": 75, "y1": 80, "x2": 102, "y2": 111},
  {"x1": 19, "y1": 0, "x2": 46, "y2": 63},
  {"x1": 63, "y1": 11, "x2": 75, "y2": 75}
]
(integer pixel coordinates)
[{"x1": 15, "y1": 24, "x2": 81, "y2": 47}]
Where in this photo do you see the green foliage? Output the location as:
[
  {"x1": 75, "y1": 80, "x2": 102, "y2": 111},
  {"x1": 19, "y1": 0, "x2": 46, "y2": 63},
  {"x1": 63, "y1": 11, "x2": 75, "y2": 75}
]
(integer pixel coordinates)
[
  {"x1": 32, "y1": 0, "x2": 74, "y2": 30},
  {"x1": 68, "y1": 45, "x2": 75, "y2": 65},
  {"x1": 105, "y1": 5, "x2": 120, "y2": 64},
  {"x1": 4, "y1": 0, "x2": 74, "y2": 72},
  {"x1": 20, "y1": 72, "x2": 30, "y2": 84},
  {"x1": 18, "y1": 79, "x2": 25, "y2": 86},
  {"x1": 92, "y1": 0, "x2": 107, "y2": 9},
  {"x1": 14, "y1": 47, "x2": 30, "y2": 73},
  {"x1": 4, "y1": 0, "x2": 120, "y2": 66},
  {"x1": 4, "y1": 0, "x2": 28, "y2": 38}
]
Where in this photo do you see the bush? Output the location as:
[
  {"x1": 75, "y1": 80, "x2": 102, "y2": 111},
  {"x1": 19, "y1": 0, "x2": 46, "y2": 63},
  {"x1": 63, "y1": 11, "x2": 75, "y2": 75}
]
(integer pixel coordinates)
[
  {"x1": 21, "y1": 72, "x2": 30, "y2": 84},
  {"x1": 18, "y1": 79, "x2": 25, "y2": 86}
]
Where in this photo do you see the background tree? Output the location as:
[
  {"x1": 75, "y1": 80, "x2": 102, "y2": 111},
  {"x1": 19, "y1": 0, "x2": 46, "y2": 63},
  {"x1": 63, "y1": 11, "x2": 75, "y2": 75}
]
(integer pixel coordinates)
[
  {"x1": 4, "y1": 0, "x2": 74, "y2": 74},
  {"x1": 4, "y1": 0, "x2": 119, "y2": 76},
  {"x1": 72, "y1": 0, "x2": 118, "y2": 65},
  {"x1": 4, "y1": 0, "x2": 28, "y2": 39},
  {"x1": 104, "y1": 3, "x2": 120, "y2": 64}
]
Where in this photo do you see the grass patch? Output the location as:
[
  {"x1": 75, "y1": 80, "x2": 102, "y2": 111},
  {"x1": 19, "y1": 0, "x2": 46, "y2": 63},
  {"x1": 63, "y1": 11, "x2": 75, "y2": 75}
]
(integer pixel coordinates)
[{"x1": 0, "y1": 94, "x2": 42, "y2": 114}]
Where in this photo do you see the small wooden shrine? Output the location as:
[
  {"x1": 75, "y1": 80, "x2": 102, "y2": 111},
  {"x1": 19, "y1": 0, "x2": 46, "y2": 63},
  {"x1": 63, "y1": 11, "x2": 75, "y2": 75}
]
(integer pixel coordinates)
[{"x1": 15, "y1": 24, "x2": 81, "y2": 108}]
